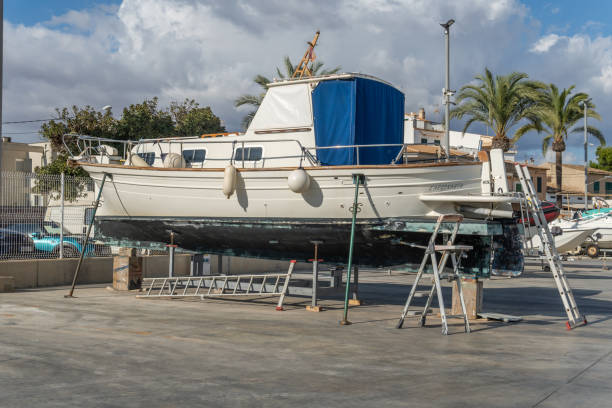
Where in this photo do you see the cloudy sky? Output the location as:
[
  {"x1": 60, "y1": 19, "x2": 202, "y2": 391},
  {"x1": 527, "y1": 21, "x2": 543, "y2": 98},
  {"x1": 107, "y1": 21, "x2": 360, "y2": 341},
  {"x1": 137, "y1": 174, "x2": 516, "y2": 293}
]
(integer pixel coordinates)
[{"x1": 3, "y1": 0, "x2": 612, "y2": 164}]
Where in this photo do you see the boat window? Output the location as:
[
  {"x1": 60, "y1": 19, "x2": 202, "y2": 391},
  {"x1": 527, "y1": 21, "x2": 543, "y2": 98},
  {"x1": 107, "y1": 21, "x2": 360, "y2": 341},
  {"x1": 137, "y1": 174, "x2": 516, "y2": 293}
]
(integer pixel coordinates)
[
  {"x1": 137, "y1": 152, "x2": 155, "y2": 166},
  {"x1": 182, "y1": 149, "x2": 207, "y2": 164},
  {"x1": 234, "y1": 147, "x2": 263, "y2": 161}
]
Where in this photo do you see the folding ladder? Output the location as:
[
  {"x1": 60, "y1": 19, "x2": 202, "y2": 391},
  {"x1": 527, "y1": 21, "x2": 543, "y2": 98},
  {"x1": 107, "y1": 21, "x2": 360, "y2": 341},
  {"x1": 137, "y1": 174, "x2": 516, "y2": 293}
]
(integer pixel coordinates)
[
  {"x1": 137, "y1": 260, "x2": 296, "y2": 311},
  {"x1": 514, "y1": 164, "x2": 587, "y2": 329},
  {"x1": 396, "y1": 214, "x2": 472, "y2": 335}
]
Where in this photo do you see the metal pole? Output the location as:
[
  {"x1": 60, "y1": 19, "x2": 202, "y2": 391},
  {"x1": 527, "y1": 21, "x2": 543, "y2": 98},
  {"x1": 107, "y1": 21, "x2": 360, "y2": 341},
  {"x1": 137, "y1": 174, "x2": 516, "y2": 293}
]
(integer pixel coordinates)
[
  {"x1": 441, "y1": 19, "x2": 454, "y2": 162},
  {"x1": 65, "y1": 173, "x2": 108, "y2": 298},
  {"x1": 340, "y1": 174, "x2": 363, "y2": 325},
  {"x1": 310, "y1": 240, "x2": 323, "y2": 309},
  {"x1": 584, "y1": 102, "x2": 588, "y2": 211},
  {"x1": 168, "y1": 231, "x2": 176, "y2": 277},
  {"x1": 59, "y1": 172, "x2": 65, "y2": 259}
]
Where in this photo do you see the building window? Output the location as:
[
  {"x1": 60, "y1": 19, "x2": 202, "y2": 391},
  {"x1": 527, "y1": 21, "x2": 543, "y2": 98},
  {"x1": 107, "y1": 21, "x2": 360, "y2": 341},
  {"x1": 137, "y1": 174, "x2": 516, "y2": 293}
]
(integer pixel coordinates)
[
  {"x1": 594, "y1": 181, "x2": 600, "y2": 193},
  {"x1": 606, "y1": 182, "x2": 612, "y2": 194},
  {"x1": 182, "y1": 149, "x2": 207, "y2": 165},
  {"x1": 420, "y1": 138, "x2": 428, "y2": 144},
  {"x1": 537, "y1": 177, "x2": 542, "y2": 193},
  {"x1": 234, "y1": 147, "x2": 263, "y2": 161},
  {"x1": 433, "y1": 140, "x2": 440, "y2": 146},
  {"x1": 516, "y1": 183, "x2": 522, "y2": 192}
]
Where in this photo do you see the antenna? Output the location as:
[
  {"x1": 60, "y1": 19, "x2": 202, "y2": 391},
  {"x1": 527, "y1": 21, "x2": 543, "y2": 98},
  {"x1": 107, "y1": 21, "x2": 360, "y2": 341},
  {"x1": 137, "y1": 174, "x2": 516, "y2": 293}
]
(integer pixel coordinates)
[{"x1": 292, "y1": 31, "x2": 320, "y2": 79}]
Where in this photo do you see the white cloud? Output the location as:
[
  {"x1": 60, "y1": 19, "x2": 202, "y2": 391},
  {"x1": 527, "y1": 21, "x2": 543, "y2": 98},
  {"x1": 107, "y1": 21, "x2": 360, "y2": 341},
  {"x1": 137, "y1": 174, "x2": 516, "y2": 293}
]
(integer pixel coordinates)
[
  {"x1": 4, "y1": 0, "x2": 528, "y2": 137},
  {"x1": 530, "y1": 33, "x2": 562, "y2": 53}
]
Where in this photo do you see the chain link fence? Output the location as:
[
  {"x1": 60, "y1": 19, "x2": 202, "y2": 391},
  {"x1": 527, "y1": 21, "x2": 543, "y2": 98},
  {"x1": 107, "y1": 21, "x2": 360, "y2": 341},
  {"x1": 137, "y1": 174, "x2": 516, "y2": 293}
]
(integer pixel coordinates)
[{"x1": 0, "y1": 171, "x2": 111, "y2": 260}]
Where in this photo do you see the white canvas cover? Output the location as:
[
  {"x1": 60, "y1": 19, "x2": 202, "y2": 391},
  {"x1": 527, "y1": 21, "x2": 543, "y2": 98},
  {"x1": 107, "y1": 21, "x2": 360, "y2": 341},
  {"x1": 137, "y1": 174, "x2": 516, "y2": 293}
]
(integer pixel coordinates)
[{"x1": 248, "y1": 83, "x2": 313, "y2": 131}]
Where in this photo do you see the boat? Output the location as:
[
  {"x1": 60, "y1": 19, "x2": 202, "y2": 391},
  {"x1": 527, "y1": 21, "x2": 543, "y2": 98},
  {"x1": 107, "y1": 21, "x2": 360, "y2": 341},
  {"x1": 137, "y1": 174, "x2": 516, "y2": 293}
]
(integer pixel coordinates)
[
  {"x1": 547, "y1": 209, "x2": 612, "y2": 256},
  {"x1": 527, "y1": 226, "x2": 596, "y2": 253},
  {"x1": 516, "y1": 201, "x2": 559, "y2": 225},
  {"x1": 67, "y1": 73, "x2": 523, "y2": 275}
]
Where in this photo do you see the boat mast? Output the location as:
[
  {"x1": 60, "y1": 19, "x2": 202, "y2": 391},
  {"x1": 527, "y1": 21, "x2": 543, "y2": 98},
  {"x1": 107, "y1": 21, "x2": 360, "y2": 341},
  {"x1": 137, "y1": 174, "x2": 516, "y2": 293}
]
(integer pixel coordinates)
[{"x1": 292, "y1": 31, "x2": 320, "y2": 79}]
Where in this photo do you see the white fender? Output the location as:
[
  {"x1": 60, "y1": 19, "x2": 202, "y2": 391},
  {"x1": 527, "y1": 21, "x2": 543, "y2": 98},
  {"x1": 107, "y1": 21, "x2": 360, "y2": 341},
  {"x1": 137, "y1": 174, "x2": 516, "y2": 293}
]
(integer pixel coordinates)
[
  {"x1": 129, "y1": 154, "x2": 150, "y2": 167},
  {"x1": 223, "y1": 165, "x2": 237, "y2": 198},
  {"x1": 287, "y1": 169, "x2": 311, "y2": 193},
  {"x1": 163, "y1": 152, "x2": 186, "y2": 168}
]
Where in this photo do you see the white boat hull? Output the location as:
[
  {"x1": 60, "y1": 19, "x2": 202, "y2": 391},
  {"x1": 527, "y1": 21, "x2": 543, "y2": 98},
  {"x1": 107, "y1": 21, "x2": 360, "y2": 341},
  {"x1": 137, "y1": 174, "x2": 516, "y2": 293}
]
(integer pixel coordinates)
[
  {"x1": 529, "y1": 228, "x2": 596, "y2": 253},
  {"x1": 81, "y1": 162, "x2": 492, "y2": 220}
]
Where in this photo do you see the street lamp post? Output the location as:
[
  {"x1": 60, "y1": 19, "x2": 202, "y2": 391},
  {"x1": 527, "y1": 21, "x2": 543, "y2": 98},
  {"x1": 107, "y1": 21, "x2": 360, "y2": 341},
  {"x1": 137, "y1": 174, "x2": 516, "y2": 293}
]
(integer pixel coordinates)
[
  {"x1": 582, "y1": 100, "x2": 589, "y2": 211},
  {"x1": 441, "y1": 19, "x2": 455, "y2": 162}
]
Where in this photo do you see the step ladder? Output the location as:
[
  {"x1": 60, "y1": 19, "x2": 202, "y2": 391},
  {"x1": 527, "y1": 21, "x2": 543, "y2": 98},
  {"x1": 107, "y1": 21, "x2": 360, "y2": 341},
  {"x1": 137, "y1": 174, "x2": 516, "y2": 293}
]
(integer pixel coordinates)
[
  {"x1": 396, "y1": 214, "x2": 472, "y2": 335},
  {"x1": 514, "y1": 164, "x2": 587, "y2": 329},
  {"x1": 137, "y1": 260, "x2": 296, "y2": 311}
]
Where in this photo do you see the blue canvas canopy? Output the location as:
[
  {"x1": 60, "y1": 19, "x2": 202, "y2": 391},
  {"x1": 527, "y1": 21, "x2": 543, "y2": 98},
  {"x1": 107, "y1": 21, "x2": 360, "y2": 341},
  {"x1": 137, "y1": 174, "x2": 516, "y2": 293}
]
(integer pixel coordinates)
[{"x1": 312, "y1": 77, "x2": 404, "y2": 165}]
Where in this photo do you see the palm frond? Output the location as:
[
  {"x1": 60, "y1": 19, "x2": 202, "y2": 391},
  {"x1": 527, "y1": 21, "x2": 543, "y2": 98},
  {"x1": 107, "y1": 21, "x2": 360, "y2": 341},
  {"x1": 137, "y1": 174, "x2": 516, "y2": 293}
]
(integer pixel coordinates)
[{"x1": 234, "y1": 94, "x2": 263, "y2": 108}]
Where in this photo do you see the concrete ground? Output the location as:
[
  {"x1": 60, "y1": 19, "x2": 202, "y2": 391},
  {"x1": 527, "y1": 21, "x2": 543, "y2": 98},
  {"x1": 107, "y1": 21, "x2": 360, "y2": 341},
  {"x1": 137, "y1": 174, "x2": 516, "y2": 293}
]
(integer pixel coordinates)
[{"x1": 1, "y1": 261, "x2": 611, "y2": 407}]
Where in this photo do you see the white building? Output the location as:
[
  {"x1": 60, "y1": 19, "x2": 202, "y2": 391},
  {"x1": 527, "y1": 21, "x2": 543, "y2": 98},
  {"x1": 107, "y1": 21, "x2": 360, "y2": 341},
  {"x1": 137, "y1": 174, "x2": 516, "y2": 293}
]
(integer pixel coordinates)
[{"x1": 403, "y1": 108, "x2": 517, "y2": 161}]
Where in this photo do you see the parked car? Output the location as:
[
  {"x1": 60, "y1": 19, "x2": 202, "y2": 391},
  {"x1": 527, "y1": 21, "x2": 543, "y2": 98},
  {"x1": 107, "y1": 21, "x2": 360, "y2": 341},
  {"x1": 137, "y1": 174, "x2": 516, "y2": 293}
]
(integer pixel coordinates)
[
  {"x1": 0, "y1": 228, "x2": 35, "y2": 259},
  {"x1": 4, "y1": 222, "x2": 96, "y2": 258}
]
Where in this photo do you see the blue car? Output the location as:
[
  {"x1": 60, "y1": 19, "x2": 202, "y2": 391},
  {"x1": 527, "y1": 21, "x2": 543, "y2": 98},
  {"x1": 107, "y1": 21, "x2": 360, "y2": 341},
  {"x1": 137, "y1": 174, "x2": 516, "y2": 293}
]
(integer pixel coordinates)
[{"x1": 5, "y1": 222, "x2": 96, "y2": 258}]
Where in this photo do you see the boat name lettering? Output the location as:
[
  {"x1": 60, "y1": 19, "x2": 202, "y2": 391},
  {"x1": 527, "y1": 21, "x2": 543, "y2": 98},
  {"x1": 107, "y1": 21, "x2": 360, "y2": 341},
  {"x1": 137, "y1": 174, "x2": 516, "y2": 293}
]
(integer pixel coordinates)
[{"x1": 429, "y1": 183, "x2": 464, "y2": 192}]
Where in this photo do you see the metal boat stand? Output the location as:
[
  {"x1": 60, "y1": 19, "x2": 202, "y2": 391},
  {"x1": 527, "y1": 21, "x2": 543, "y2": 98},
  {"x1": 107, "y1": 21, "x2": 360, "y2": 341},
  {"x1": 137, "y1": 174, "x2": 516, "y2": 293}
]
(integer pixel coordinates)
[
  {"x1": 306, "y1": 240, "x2": 324, "y2": 312},
  {"x1": 396, "y1": 214, "x2": 472, "y2": 335},
  {"x1": 65, "y1": 173, "x2": 109, "y2": 298}
]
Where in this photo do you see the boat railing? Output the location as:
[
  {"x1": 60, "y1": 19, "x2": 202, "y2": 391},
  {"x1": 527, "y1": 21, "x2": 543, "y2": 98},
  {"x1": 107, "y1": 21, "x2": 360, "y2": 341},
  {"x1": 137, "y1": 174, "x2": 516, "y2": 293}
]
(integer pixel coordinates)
[{"x1": 63, "y1": 134, "x2": 473, "y2": 168}]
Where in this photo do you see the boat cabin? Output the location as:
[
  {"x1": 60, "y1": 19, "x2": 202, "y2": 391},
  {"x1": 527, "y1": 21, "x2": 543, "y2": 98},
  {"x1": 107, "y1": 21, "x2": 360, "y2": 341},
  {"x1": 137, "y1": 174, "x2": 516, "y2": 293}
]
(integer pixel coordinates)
[{"x1": 119, "y1": 73, "x2": 406, "y2": 168}]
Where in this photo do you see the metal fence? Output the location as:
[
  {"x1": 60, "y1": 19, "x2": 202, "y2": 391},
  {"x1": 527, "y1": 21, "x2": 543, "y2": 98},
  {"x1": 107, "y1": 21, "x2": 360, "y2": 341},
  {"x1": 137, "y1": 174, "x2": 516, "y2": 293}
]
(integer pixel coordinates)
[{"x1": 0, "y1": 171, "x2": 111, "y2": 260}]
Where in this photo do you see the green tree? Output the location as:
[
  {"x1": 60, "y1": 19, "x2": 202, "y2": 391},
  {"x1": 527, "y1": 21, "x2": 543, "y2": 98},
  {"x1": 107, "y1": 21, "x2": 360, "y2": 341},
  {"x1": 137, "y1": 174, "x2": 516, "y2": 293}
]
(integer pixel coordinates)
[
  {"x1": 114, "y1": 97, "x2": 174, "y2": 141},
  {"x1": 591, "y1": 146, "x2": 612, "y2": 172},
  {"x1": 235, "y1": 56, "x2": 341, "y2": 129},
  {"x1": 40, "y1": 105, "x2": 116, "y2": 153},
  {"x1": 451, "y1": 68, "x2": 545, "y2": 152},
  {"x1": 526, "y1": 84, "x2": 603, "y2": 207},
  {"x1": 169, "y1": 99, "x2": 226, "y2": 136},
  {"x1": 33, "y1": 153, "x2": 90, "y2": 201}
]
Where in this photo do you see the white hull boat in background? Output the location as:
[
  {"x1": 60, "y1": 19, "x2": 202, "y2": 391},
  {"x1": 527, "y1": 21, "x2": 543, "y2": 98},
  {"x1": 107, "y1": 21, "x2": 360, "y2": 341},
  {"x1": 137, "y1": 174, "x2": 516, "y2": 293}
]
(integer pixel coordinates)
[
  {"x1": 528, "y1": 227, "x2": 596, "y2": 254},
  {"x1": 68, "y1": 73, "x2": 523, "y2": 275},
  {"x1": 547, "y1": 211, "x2": 612, "y2": 255}
]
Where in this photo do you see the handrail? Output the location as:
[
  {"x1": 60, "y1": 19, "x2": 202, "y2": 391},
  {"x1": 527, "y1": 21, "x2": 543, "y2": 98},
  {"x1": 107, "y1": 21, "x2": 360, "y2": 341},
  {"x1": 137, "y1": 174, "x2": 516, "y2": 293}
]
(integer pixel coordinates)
[{"x1": 63, "y1": 134, "x2": 477, "y2": 168}]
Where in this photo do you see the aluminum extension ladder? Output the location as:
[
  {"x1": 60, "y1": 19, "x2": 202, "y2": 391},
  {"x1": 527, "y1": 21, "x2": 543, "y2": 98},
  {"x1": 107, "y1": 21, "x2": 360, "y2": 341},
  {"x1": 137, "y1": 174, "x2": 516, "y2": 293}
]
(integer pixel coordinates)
[
  {"x1": 514, "y1": 163, "x2": 587, "y2": 329},
  {"x1": 137, "y1": 260, "x2": 296, "y2": 311},
  {"x1": 396, "y1": 214, "x2": 472, "y2": 335}
]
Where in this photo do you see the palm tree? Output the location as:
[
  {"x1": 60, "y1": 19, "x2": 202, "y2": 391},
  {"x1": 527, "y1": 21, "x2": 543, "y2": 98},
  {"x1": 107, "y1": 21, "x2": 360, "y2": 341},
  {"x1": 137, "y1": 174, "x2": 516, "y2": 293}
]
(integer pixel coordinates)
[
  {"x1": 451, "y1": 68, "x2": 545, "y2": 152},
  {"x1": 235, "y1": 56, "x2": 341, "y2": 129},
  {"x1": 520, "y1": 84, "x2": 604, "y2": 207}
]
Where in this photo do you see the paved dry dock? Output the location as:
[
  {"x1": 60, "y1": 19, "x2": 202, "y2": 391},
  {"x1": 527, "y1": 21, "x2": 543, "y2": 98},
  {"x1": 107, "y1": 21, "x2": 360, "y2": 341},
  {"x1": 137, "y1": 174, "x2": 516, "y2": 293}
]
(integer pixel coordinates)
[{"x1": 1, "y1": 261, "x2": 611, "y2": 408}]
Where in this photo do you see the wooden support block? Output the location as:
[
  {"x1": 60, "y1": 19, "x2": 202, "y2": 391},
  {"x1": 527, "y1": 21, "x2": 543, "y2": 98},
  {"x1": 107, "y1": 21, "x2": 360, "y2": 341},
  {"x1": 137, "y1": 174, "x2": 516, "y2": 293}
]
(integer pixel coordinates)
[
  {"x1": 452, "y1": 278, "x2": 483, "y2": 319},
  {"x1": 306, "y1": 305, "x2": 323, "y2": 312},
  {"x1": 348, "y1": 299, "x2": 362, "y2": 306},
  {"x1": 0, "y1": 276, "x2": 15, "y2": 293},
  {"x1": 113, "y1": 249, "x2": 143, "y2": 291}
]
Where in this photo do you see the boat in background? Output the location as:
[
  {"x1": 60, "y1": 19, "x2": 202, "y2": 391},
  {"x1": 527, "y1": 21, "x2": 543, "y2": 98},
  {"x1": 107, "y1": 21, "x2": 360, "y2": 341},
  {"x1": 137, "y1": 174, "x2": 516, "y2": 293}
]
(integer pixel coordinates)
[{"x1": 517, "y1": 201, "x2": 559, "y2": 226}]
